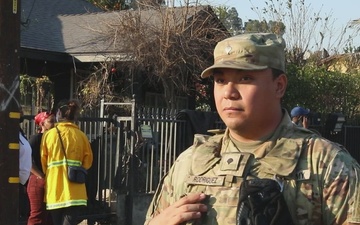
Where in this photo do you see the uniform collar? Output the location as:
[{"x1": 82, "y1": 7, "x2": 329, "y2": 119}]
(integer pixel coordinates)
[{"x1": 221, "y1": 109, "x2": 309, "y2": 177}]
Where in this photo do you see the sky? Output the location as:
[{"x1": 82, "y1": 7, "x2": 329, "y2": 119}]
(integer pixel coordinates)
[
  {"x1": 206, "y1": 0, "x2": 359, "y2": 27},
  {"x1": 172, "y1": 0, "x2": 360, "y2": 52},
  {"x1": 204, "y1": 0, "x2": 360, "y2": 51}
]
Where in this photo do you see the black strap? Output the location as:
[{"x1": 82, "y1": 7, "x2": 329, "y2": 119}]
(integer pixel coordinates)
[{"x1": 55, "y1": 126, "x2": 68, "y2": 166}]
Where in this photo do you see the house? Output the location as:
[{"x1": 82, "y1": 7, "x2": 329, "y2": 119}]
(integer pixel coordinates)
[
  {"x1": 320, "y1": 52, "x2": 360, "y2": 73},
  {"x1": 20, "y1": 0, "x2": 103, "y2": 113},
  {"x1": 20, "y1": 0, "x2": 229, "y2": 114}
]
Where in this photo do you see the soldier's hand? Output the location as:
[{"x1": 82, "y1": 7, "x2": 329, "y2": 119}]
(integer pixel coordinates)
[{"x1": 148, "y1": 192, "x2": 208, "y2": 225}]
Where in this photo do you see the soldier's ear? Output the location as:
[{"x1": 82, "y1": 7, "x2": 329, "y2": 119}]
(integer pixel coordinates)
[{"x1": 275, "y1": 74, "x2": 287, "y2": 98}]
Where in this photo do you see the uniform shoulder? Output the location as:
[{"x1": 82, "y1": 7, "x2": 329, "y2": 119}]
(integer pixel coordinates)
[
  {"x1": 308, "y1": 135, "x2": 358, "y2": 164},
  {"x1": 287, "y1": 124, "x2": 317, "y2": 138},
  {"x1": 175, "y1": 133, "x2": 223, "y2": 162}
]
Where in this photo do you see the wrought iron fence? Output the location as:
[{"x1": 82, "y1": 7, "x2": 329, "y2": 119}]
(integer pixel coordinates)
[{"x1": 20, "y1": 107, "x2": 192, "y2": 222}]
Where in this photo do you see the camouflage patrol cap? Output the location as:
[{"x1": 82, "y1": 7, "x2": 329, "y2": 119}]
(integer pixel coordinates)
[{"x1": 201, "y1": 33, "x2": 286, "y2": 78}]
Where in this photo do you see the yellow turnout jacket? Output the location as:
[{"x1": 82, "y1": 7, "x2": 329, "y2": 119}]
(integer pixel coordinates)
[{"x1": 41, "y1": 122, "x2": 93, "y2": 210}]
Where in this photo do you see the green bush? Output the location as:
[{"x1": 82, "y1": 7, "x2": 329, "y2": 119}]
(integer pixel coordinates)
[{"x1": 283, "y1": 64, "x2": 360, "y2": 124}]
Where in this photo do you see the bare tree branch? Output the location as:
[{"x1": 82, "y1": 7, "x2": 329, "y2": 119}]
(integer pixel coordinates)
[{"x1": 87, "y1": 5, "x2": 229, "y2": 108}]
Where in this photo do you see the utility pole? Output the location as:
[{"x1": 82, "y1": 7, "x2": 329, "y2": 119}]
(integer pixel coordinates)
[{"x1": 0, "y1": 0, "x2": 21, "y2": 224}]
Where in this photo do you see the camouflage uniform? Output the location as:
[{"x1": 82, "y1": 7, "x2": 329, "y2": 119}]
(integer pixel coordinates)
[{"x1": 144, "y1": 112, "x2": 360, "y2": 225}]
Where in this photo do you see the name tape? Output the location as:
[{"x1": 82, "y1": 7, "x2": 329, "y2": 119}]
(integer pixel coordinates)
[{"x1": 187, "y1": 176, "x2": 225, "y2": 186}]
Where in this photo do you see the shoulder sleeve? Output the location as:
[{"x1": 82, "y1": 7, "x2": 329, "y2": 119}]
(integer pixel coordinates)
[{"x1": 321, "y1": 145, "x2": 360, "y2": 224}]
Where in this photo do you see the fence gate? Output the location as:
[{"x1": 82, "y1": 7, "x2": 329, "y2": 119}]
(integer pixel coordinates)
[{"x1": 97, "y1": 98, "x2": 136, "y2": 224}]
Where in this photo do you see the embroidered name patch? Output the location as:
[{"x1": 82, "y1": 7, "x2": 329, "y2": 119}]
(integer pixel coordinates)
[
  {"x1": 296, "y1": 169, "x2": 311, "y2": 181},
  {"x1": 187, "y1": 176, "x2": 225, "y2": 186}
]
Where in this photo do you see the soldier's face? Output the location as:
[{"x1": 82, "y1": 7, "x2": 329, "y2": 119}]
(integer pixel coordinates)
[{"x1": 213, "y1": 68, "x2": 286, "y2": 141}]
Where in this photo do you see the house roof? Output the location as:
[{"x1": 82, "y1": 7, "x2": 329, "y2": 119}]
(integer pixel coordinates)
[
  {"x1": 20, "y1": 2, "x2": 220, "y2": 62},
  {"x1": 20, "y1": 0, "x2": 103, "y2": 61},
  {"x1": 320, "y1": 52, "x2": 360, "y2": 73}
]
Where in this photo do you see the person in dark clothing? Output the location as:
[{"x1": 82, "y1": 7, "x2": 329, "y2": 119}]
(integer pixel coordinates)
[
  {"x1": 27, "y1": 112, "x2": 55, "y2": 225},
  {"x1": 290, "y1": 106, "x2": 310, "y2": 128}
]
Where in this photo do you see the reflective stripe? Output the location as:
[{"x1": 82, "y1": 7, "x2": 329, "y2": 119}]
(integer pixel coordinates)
[
  {"x1": 67, "y1": 159, "x2": 82, "y2": 167},
  {"x1": 47, "y1": 160, "x2": 67, "y2": 168},
  {"x1": 8, "y1": 177, "x2": 20, "y2": 183},
  {"x1": 46, "y1": 199, "x2": 87, "y2": 210},
  {"x1": 48, "y1": 159, "x2": 82, "y2": 168}
]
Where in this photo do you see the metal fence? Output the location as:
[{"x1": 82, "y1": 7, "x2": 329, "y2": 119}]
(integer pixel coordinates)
[{"x1": 20, "y1": 107, "x2": 196, "y2": 224}]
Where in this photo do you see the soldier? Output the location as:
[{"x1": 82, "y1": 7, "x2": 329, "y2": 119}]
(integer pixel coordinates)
[{"x1": 144, "y1": 33, "x2": 360, "y2": 225}]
